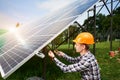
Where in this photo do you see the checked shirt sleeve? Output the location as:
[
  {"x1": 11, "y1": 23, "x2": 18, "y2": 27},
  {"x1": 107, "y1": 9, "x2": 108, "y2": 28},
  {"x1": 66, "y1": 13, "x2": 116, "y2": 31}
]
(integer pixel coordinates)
[
  {"x1": 63, "y1": 54, "x2": 82, "y2": 63},
  {"x1": 53, "y1": 57, "x2": 90, "y2": 73}
]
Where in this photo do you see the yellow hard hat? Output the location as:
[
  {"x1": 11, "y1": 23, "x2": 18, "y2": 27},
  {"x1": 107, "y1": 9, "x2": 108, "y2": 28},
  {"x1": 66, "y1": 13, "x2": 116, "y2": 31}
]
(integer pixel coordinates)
[{"x1": 73, "y1": 32, "x2": 94, "y2": 44}]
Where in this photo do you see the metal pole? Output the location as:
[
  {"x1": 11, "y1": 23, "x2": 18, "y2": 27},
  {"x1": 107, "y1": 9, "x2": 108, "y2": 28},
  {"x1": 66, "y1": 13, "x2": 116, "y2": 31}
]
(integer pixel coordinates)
[
  {"x1": 110, "y1": 0, "x2": 113, "y2": 51},
  {"x1": 87, "y1": 11, "x2": 89, "y2": 29},
  {"x1": 87, "y1": 11, "x2": 89, "y2": 18},
  {"x1": 97, "y1": 0, "x2": 109, "y2": 15},
  {"x1": 102, "y1": 0, "x2": 111, "y2": 14},
  {"x1": 93, "y1": 5, "x2": 96, "y2": 55},
  {"x1": 68, "y1": 27, "x2": 70, "y2": 49},
  {"x1": 114, "y1": 1, "x2": 120, "y2": 10},
  {"x1": 42, "y1": 47, "x2": 47, "y2": 80}
]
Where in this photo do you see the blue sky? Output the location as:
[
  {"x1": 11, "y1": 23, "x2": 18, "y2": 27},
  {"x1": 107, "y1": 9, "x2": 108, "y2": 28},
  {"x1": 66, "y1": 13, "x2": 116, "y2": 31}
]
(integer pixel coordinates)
[
  {"x1": 0, "y1": 0, "x2": 75, "y2": 29},
  {"x1": 0, "y1": 0, "x2": 119, "y2": 29}
]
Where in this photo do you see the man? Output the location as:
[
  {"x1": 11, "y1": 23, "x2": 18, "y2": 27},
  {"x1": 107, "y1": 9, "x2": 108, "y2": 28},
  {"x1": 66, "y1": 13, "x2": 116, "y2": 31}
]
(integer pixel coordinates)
[{"x1": 48, "y1": 32, "x2": 101, "y2": 80}]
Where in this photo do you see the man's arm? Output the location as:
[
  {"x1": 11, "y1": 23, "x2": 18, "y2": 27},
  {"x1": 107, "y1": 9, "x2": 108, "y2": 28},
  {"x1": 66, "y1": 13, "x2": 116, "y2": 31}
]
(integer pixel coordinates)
[
  {"x1": 53, "y1": 57, "x2": 90, "y2": 73},
  {"x1": 63, "y1": 54, "x2": 82, "y2": 63},
  {"x1": 54, "y1": 50, "x2": 82, "y2": 63}
]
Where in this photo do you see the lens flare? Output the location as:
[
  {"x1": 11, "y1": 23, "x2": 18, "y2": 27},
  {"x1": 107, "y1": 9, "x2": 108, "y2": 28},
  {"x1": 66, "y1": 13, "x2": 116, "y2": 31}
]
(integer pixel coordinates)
[{"x1": 8, "y1": 27, "x2": 26, "y2": 45}]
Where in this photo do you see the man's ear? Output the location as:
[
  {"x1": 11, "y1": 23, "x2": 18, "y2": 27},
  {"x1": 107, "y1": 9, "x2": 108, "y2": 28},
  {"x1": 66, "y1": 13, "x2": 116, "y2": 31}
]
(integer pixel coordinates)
[{"x1": 83, "y1": 45, "x2": 86, "y2": 50}]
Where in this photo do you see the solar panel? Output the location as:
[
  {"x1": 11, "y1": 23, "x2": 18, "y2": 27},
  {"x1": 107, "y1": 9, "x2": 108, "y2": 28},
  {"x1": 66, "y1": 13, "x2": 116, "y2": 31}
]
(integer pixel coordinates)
[{"x1": 0, "y1": 0, "x2": 98, "y2": 79}]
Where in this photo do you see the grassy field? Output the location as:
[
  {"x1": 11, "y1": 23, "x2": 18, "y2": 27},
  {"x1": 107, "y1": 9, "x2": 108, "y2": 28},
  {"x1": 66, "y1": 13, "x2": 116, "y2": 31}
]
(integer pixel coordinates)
[
  {"x1": 0, "y1": 41, "x2": 120, "y2": 80},
  {"x1": 0, "y1": 29, "x2": 7, "y2": 52},
  {"x1": 0, "y1": 29, "x2": 7, "y2": 35}
]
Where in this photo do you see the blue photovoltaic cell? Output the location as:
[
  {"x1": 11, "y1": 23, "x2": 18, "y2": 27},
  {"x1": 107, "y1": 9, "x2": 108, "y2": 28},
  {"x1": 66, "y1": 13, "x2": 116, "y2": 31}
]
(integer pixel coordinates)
[{"x1": 0, "y1": 0, "x2": 98, "y2": 79}]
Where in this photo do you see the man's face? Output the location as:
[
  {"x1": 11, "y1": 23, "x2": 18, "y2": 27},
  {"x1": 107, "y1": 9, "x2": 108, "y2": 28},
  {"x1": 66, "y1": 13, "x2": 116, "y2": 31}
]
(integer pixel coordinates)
[{"x1": 74, "y1": 43, "x2": 85, "y2": 53}]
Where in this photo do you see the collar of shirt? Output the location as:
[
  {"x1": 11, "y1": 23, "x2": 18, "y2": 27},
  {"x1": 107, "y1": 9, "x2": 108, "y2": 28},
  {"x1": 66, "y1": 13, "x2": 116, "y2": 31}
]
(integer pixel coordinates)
[{"x1": 80, "y1": 51, "x2": 90, "y2": 57}]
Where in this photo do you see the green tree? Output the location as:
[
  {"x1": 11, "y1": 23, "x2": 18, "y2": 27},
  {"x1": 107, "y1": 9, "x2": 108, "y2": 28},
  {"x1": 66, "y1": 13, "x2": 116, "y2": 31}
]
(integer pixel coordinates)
[{"x1": 83, "y1": 7, "x2": 120, "y2": 41}]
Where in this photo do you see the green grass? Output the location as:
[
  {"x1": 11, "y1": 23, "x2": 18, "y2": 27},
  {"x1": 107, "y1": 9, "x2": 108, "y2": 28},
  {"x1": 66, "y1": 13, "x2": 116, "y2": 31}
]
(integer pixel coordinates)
[
  {"x1": 0, "y1": 41, "x2": 120, "y2": 80},
  {"x1": 0, "y1": 29, "x2": 7, "y2": 49},
  {"x1": 0, "y1": 29, "x2": 7, "y2": 35},
  {"x1": 95, "y1": 41, "x2": 120, "y2": 80}
]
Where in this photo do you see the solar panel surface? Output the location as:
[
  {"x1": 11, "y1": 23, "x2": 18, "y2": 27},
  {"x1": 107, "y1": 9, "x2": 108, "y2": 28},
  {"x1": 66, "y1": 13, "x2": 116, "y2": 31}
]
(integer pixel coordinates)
[{"x1": 0, "y1": 0, "x2": 98, "y2": 79}]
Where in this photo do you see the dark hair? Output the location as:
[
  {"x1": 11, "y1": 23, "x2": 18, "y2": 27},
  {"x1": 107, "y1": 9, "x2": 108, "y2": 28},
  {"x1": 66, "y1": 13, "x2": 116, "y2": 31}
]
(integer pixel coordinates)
[{"x1": 82, "y1": 44, "x2": 89, "y2": 50}]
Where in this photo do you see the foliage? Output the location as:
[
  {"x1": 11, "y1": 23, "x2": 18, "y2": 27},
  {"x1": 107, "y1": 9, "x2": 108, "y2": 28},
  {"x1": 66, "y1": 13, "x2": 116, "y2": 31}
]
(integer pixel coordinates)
[
  {"x1": 51, "y1": 25, "x2": 78, "y2": 48},
  {"x1": 0, "y1": 29, "x2": 7, "y2": 49},
  {"x1": 52, "y1": 7, "x2": 120, "y2": 45},
  {"x1": 113, "y1": 7, "x2": 120, "y2": 15},
  {"x1": 0, "y1": 41, "x2": 120, "y2": 80},
  {"x1": 0, "y1": 29, "x2": 7, "y2": 35},
  {"x1": 0, "y1": 6, "x2": 120, "y2": 80},
  {"x1": 83, "y1": 7, "x2": 120, "y2": 41}
]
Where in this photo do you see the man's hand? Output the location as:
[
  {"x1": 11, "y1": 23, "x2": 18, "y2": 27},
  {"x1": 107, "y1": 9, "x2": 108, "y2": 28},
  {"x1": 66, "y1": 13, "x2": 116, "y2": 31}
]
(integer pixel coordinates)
[
  {"x1": 54, "y1": 50, "x2": 64, "y2": 57},
  {"x1": 48, "y1": 50, "x2": 55, "y2": 59}
]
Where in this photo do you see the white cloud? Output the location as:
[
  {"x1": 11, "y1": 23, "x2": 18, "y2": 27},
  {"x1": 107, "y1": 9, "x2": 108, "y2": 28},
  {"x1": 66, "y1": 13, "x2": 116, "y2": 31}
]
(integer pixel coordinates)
[{"x1": 36, "y1": 0, "x2": 75, "y2": 12}]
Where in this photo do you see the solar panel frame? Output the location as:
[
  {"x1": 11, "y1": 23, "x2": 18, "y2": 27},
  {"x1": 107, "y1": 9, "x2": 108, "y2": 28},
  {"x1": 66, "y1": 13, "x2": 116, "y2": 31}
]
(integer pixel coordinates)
[
  {"x1": 0, "y1": 0, "x2": 99, "y2": 79},
  {"x1": 0, "y1": 16, "x2": 78, "y2": 78}
]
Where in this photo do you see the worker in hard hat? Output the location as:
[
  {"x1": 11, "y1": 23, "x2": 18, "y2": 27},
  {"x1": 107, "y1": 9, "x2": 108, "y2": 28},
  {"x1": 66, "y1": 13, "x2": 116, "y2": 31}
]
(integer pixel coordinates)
[{"x1": 48, "y1": 32, "x2": 101, "y2": 80}]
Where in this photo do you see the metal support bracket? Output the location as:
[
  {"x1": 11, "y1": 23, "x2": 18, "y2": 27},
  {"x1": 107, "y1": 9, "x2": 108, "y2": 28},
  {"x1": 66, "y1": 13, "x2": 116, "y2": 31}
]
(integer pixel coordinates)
[{"x1": 35, "y1": 51, "x2": 45, "y2": 59}]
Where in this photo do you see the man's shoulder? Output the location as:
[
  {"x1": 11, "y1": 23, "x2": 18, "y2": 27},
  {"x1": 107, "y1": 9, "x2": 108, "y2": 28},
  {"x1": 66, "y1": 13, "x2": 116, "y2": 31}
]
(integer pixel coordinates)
[{"x1": 83, "y1": 52, "x2": 96, "y2": 61}]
